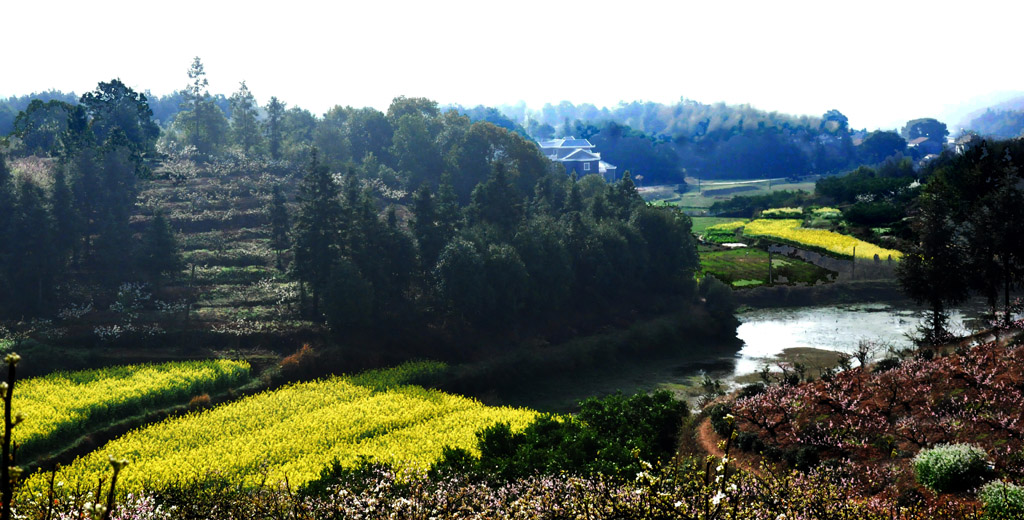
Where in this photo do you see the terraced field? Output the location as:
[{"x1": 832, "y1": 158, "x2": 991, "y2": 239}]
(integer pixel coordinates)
[
  {"x1": 13, "y1": 360, "x2": 251, "y2": 459},
  {"x1": 742, "y1": 219, "x2": 902, "y2": 261},
  {"x1": 24, "y1": 362, "x2": 537, "y2": 493}
]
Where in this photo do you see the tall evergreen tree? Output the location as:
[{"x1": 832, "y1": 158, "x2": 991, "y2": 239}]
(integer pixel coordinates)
[
  {"x1": 897, "y1": 183, "x2": 970, "y2": 345},
  {"x1": 467, "y1": 161, "x2": 522, "y2": 238},
  {"x1": 50, "y1": 165, "x2": 79, "y2": 264},
  {"x1": 175, "y1": 57, "x2": 229, "y2": 157},
  {"x1": 6, "y1": 179, "x2": 57, "y2": 316},
  {"x1": 229, "y1": 81, "x2": 263, "y2": 155},
  {"x1": 137, "y1": 211, "x2": 182, "y2": 286},
  {"x1": 411, "y1": 184, "x2": 446, "y2": 271},
  {"x1": 269, "y1": 184, "x2": 290, "y2": 270},
  {"x1": 291, "y1": 150, "x2": 342, "y2": 316},
  {"x1": 0, "y1": 155, "x2": 12, "y2": 311},
  {"x1": 91, "y1": 144, "x2": 137, "y2": 278},
  {"x1": 265, "y1": 97, "x2": 286, "y2": 161}
]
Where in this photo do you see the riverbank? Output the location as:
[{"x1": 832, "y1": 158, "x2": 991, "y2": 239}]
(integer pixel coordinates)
[
  {"x1": 733, "y1": 279, "x2": 908, "y2": 309},
  {"x1": 437, "y1": 303, "x2": 741, "y2": 412}
]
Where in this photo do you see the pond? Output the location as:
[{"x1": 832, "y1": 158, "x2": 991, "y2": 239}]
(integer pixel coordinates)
[
  {"x1": 494, "y1": 301, "x2": 993, "y2": 412},
  {"x1": 730, "y1": 302, "x2": 982, "y2": 377}
]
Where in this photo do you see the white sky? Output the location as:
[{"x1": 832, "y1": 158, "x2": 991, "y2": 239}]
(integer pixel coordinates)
[{"x1": 4, "y1": 0, "x2": 1022, "y2": 131}]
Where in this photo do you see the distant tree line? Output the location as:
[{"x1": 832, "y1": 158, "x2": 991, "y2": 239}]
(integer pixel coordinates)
[{"x1": 967, "y1": 109, "x2": 1024, "y2": 139}]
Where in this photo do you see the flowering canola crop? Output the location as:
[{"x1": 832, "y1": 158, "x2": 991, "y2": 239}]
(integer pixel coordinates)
[
  {"x1": 743, "y1": 219, "x2": 902, "y2": 260},
  {"x1": 13, "y1": 360, "x2": 250, "y2": 458},
  {"x1": 26, "y1": 362, "x2": 536, "y2": 493}
]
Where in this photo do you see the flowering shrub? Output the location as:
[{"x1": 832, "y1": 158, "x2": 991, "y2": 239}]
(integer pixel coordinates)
[
  {"x1": 731, "y1": 341, "x2": 1024, "y2": 478},
  {"x1": 914, "y1": 444, "x2": 994, "y2": 493},
  {"x1": 979, "y1": 480, "x2": 1024, "y2": 520},
  {"x1": 813, "y1": 207, "x2": 843, "y2": 219},
  {"x1": 23, "y1": 462, "x2": 983, "y2": 520},
  {"x1": 760, "y1": 207, "x2": 804, "y2": 218}
]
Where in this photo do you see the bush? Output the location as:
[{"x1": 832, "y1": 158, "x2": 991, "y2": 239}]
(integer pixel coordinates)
[
  {"x1": 188, "y1": 393, "x2": 211, "y2": 410},
  {"x1": 279, "y1": 344, "x2": 321, "y2": 380},
  {"x1": 706, "y1": 402, "x2": 733, "y2": 436},
  {"x1": 914, "y1": 443, "x2": 994, "y2": 493},
  {"x1": 431, "y1": 390, "x2": 689, "y2": 482},
  {"x1": 979, "y1": 480, "x2": 1024, "y2": 520},
  {"x1": 872, "y1": 357, "x2": 902, "y2": 373}
]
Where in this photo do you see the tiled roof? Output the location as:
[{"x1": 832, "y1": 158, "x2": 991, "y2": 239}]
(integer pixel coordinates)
[{"x1": 561, "y1": 148, "x2": 601, "y2": 161}]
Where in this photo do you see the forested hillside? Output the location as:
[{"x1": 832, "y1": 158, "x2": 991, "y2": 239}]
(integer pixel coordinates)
[{"x1": 0, "y1": 58, "x2": 736, "y2": 374}]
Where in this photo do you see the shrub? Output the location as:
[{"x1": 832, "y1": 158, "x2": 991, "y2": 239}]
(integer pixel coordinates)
[
  {"x1": 914, "y1": 443, "x2": 994, "y2": 493},
  {"x1": 706, "y1": 402, "x2": 733, "y2": 436},
  {"x1": 737, "y1": 382, "x2": 765, "y2": 399},
  {"x1": 872, "y1": 357, "x2": 902, "y2": 373},
  {"x1": 433, "y1": 390, "x2": 689, "y2": 482},
  {"x1": 188, "y1": 393, "x2": 211, "y2": 410},
  {"x1": 279, "y1": 344, "x2": 321, "y2": 380},
  {"x1": 979, "y1": 480, "x2": 1024, "y2": 520}
]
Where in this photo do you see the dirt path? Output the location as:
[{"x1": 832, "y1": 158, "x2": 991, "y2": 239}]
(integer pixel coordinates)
[{"x1": 695, "y1": 418, "x2": 765, "y2": 476}]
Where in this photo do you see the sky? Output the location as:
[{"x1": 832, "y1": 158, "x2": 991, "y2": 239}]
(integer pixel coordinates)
[{"x1": 5, "y1": 0, "x2": 1023, "y2": 131}]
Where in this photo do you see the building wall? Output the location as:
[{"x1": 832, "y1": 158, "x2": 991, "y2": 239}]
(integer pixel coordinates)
[{"x1": 562, "y1": 159, "x2": 599, "y2": 175}]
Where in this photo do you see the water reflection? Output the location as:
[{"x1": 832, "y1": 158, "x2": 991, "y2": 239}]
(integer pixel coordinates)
[{"x1": 731, "y1": 303, "x2": 980, "y2": 378}]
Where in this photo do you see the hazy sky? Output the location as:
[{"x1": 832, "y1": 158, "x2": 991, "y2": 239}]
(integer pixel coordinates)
[{"x1": 5, "y1": 0, "x2": 1022, "y2": 131}]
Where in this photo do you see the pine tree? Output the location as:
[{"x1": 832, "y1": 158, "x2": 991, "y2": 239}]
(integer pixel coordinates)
[
  {"x1": 265, "y1": 97, "x2": 286, "y2": 161},
  {"x1": 137, "y1": 211, "x2": 182, "y2": 286},
  {"x1": 51, "y1": 165, "x2": 78, "y2": 264},
  {"x1": 0, "y1": 156, "x2": 13, "y2": 312},
  {"x1": 269, "y1": 184, "x2": 290, "y2": 270},
  {"x1": 229, "y1": 81, "x2": 263, "y2": 155},
  {"x1": 411, "y1": 184, "x2": 445, "y2": 271},
  {"x1": 6, "y1": 179, "x2": 57, "y2": 316},
  {"x1": 291, "y1": 149, "x2": 342, "y2": 316}
]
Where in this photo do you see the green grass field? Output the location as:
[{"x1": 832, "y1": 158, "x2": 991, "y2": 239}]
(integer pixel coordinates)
[
  {"x1": 700, "y1": 248, "x2": 835, "y2": 287},
  {"x1": 643, "y1": 179, "x2": 817, "y2": 214},
  {"x1": 690, "y1": 217, "x2": 747, "y2": 235}
]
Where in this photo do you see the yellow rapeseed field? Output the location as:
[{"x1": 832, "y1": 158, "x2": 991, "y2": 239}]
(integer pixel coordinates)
[
  {"x1": 704, "y1": 221, "x2": 747, "y2": 233},
  {"x1": 14, "y1": 360, "x2": 250, "y2": 457},
  {"x1": 25, "y1": 362, "x2": 536, "y2": 493},
  {"x1": 743, "y1": 219, "x2": 902, "y2": 260}
]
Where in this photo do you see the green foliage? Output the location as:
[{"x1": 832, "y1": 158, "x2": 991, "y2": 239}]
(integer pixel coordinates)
[
  {"x1": 706, "y1": 402, "x2": 733, "y2": 436},
  {"x1": 228, "y1": 81, "x2": 262, "y2": 155},
  {"x1": 174, "y1": 57, "x2": 229, "y2": 158},
  {"x1": 432, "y1": 391, "x2": 688, "y2": 482},
  {"x1": 913, "y1": 443, "x2": 994, "y2": 494},
  {"x1": 700, "y1": 248, "x2": 834, "y2": 287},
  {"x1": 290, "y1": 150, "x2": 341, "y2": 315},
  {"x1": 80, "y1": 79, "x2": 160, "y2": 171},
  {"x1": 979, "y1": 481, "x2": 1024, "y2": 520},
  {"x1": 815, "y1": 162, "x2": 916, "y2": 205},
  {"x1": 709, "y1": 190, "x2": 812, "y2": 218},
  {"x1": 136, "y1": 211, "x2": 182, "y2": 285}
]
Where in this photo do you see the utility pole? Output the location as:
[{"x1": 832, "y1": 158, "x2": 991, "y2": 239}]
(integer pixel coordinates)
[
  {"x1": 768, "y1": 250, "x2": 774, "y2": 285},
  {"x1": 851, "y1": 245, "x2": 856, "y2": 280}
]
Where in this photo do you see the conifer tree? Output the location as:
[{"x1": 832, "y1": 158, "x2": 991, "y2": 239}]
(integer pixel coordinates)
[
  {"x1": 51, "y1": 165, "x2": 78, "y2": 264},
  {"x1": 291, "y1": 150, "x2": 342, "y2": 316},
  {"x1": 229, "y1": 81, "x2": 262, "y2": 155},
  {"x1": 265, "y1": 97, "x2": 286, "y2": 161},
  {"x1": 269, "y1": 184, "x2": 290, "y2": 270},
  {"x1": 137, "y1": 211, "x2": 182, "y2": 286},
  {"x1": 6, "y1": 179, "x2": 57, "y2": 315},
  {"x1": 411, "y1": 184, "x2": 446, "y2": 271}
]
